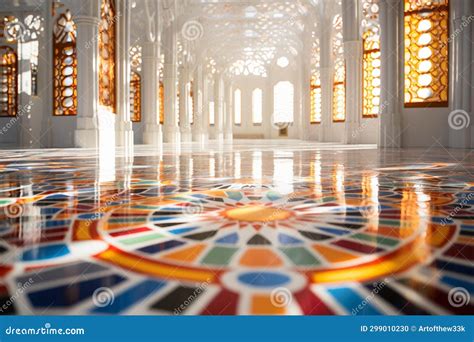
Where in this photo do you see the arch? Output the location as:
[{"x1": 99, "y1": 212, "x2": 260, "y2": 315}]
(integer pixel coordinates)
[
  {"x1": 99, "y1": 0, "x2": 117, "y2": 113},
  {"x1": 53, "y1": 10, "x2": 77, "y2": 116},
  {"x1": 0, "y1": 46, "x2": 18, "y2": 117}
]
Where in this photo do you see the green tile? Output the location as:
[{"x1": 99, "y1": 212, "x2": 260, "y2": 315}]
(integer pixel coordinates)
[
  {"x1": 378, "y1": 219, "x2": 401, "y2": 227},
  {"x1": 351, "y1": 233, "x2": 399, "y2": 247},
  {"x1": 120, "y1": 233, "x2": 165, "y2": 246},
  {"x1": 201, "y1": 247, "x2": 238, "y2": 266},
  {"x1": 280, "y1": 247, "x2": 320, "y2": 266}
]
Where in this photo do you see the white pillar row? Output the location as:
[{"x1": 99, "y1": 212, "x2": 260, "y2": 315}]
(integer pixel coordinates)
[
  {"x1": 163, "y1": 25, "x2": 180, "y2": 144},
  {"x1": 179, "y1": 65, "x2": 192, "y2": 142},
  {"x1": 115, "y1": 0, "x2": 134, "y2": 147},
  {"x1": 214, "y1": 73, "x2": 224, "y2": 142},
  {"x1": 301, "y1": 24, "x2": 312, "y2": 141},
  {"x1": 192, "y1": 64, "x2": 208, "y2": 144},
  {"x1": 342, "y1": 0, "x2": 363, "y2": 144},
  {"x1": 74, "y1": 0, "x2": 101, "y2": 148},
  {"x1": 379, "y1": 0, "x2": 402, "y2": 148},
  {"x1": 449, "y1": 0, "x2": 472, "y2": 149},
  {"x1": 224, "y1": 79, "x2": 233, "y2": 141},
  {"x1": 319, "y1": 14, "x2": 334, "y2": 142}
]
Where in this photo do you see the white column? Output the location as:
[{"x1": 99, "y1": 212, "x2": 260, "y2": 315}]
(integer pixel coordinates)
[
  {"x1": 74, "y1": 0, "x2": 101, "y2": 148},
  {"x1": 379, "y1": 0, "x2": 402, "y2": 148},
  {"x1": 142, "y1": 41, "x2": 162, "y2": 146},
  {"x1": 224, "y1": 79, "x2": 233, "y2": 141},
  {"x1": 179, "y1": 66, "x2": 192, "y2": 142},
  {"x1": 192, "y1": 64, "x2": 208, "y2": 143},
  {"x1": 449, "y1": 0, "x2": 472, "y2": 148},
  {"x1": 163, "y1": 26, "x2": 180, "y2": 144},
  {"x1": 342, "y1": 0, "x2": 363, "y2": 144},
  {"x1": 320, "y1": 14, "x2": 334, "y2": 142},
  {"x1": 214, "y1": 73, "x2": 224, "y2": 142},
  {"x1": 115, "y1": 0, "x2": 134, "y2": 147}
]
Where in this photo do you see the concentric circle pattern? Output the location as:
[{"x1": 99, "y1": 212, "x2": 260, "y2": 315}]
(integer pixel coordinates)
[{"x1": 0, "y1": 146, "x2": 472, "y2": 315}]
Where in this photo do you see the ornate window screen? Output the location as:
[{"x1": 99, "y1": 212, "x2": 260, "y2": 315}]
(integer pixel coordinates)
[
  {"x1": 362, "y1": 0, "x2": 381, "y2": 118},
  {"x1": 310, "y1": 76, "x2": 322, "y2": 124},
  {"x1": 99, "y1": 0, "x2": 117, "y2": 113},
  {"x1": 130, "y1": 71, "x2": 141, "y2": 122},
  {"x1": 53, "y1": 11, "x2": 77, "y2": 116},
  {"x1": 404, "y1": 0, "x2": 449, "y2": 107},
  {"x1": 332, "y1": 14, "x2": 345, "y2": 122},
  {"x1": 0, "y1": 46, "x2": 18, "y2": 117},
  {"x1": 159, "y1": 81, "x2": 164, "y2": 124}
]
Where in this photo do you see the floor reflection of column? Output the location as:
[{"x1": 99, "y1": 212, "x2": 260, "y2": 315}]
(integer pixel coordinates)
[
  {"x1": 252, "y1": 152, "x2": 262, "y2": 183},
  {"x1": 234, "y1": 152, "x2": 241, "y2": 179}
]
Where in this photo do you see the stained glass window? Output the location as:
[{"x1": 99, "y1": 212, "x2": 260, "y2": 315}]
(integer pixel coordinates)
[
  {"x1": 310, "y1": 76, "x2": 321, "y2": 124},
  {"x1": 159, "y1": 81, "x2": 164, "y2": 125},
  {"x1": 99, "y1": 0, "x2": 117, "y2": 113},
  {"x1": 362, "y1": 0, "x2": 381, "y2": 117},
  {"x1": 188, "y1": 82, "x2": 194, "y2": 125},
  {"x1": 53, "y1": 10, "x2": 77, "y2": 116},
  {"x1": 332, "y1": 14, "x2": 345, "y2": 122},
  {"x1": 130, "y1": 71, "x2": 141, "y2": 122},
  {"x1": 0, "y1": 46, "x2": 17, "y2": 117},
  {"x1": 404, "y1": 0, "x2": 449, "y2": 107}
]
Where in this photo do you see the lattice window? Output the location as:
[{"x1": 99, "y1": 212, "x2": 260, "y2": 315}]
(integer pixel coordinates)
[
  {"x1": 252, "y1": 88, "x2": 263, "y2": 125},
  {"x1": 404, "y1": 0, "x2": 449, "y2": 107},
  {"x1": 310, "y1": 76, "x2": 321, "y2": 124},
  {"x1": 0, "y1": 46, "x2": 17, "y2": 117},
  {"x1": 53, "y1": 11, "x2": 77, "y2": 116},
  {"x1": 159, "y1": 81, "x2": 164, "y2": 124},
  {"x1": 130, "y1": 71, "x2": 141, "y2": 122},
  {"x1": 99, "y1": 0, "x2": 117, "y2": 113},
  {"x1": 362, "y1": 0, "x2": 381, "y2": 117},
  {"x1": 273, "y1": 81, "x2": 294, "y2": 124},
  {"x1": 332, "y1": 14, "x2": 345, "y2": 122}
]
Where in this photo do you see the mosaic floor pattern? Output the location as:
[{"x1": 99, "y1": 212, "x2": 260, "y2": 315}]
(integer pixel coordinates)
[{"x1": 0, "y1": 141, "x2": 473, "y2": 315}]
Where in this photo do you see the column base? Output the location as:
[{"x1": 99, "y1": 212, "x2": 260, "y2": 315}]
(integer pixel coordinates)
[
  {"x1": 75, "y1": 129, "x2": 98, "y2": 148},
  {"x1": 345, "y1": 122, "x2": 359, "y2": 144},
  {"x1": 180, "y1": 130, "x2": 192, "y2": 143},
  {"x1": 214, "y1": 132, "x2": 224, "y2": 143},
  {"x1": 164, "y1": 126, "x2": 181, "y2": 144},
  {"x1": 144, "y1": 124, "x2": 163, "y2": 146},
  {"x1": 193, "y1": 133, "x2": 209, "y2": 145},
  {"x1": 224, "y1": 133, "x2": 233, "y2": 142},
  {"x1": 116, "y1": 121, "x2": 134, "y2": 147}
]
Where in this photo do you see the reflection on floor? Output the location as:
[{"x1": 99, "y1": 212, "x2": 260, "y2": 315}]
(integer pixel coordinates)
[{"x1": 0, "y1": 140, "x2": 473, "y2": 315}]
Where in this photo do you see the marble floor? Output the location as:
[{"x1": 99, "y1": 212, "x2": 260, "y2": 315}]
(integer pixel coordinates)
[{"x1": 0, "y1": 140, "x2": 472, "y2": 315}]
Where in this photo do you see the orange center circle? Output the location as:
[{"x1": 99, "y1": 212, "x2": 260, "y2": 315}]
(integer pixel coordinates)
[{"x1": 224, "y1": 205, "x2": 292, "y2": 222}]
